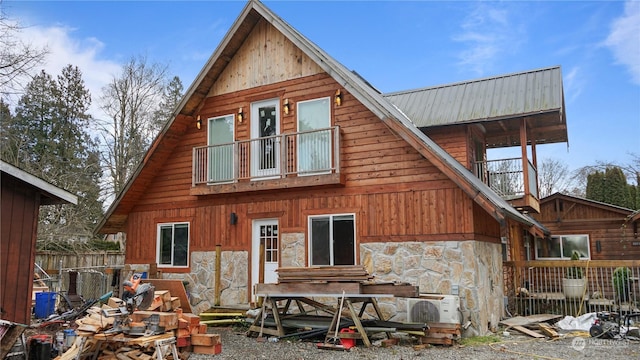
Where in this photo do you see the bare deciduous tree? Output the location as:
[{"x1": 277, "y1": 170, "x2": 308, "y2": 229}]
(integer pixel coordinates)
[
  {"x1": 538, "y1": 157, "x2": 572, "y2": 198},
  {"x1": 98, "y1": 56, "x2": 168, "y2": 198},
  {"x1": 0, "y1": 9, "x2": 48, "y2": 96}
]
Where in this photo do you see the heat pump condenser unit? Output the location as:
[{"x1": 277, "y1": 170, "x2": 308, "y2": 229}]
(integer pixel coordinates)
[{"x1": 406, "y1": 295, "x2": 460, "y2": 324}]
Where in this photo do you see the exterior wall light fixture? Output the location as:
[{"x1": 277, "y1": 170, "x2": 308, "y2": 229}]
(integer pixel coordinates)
[
  {"x1": 237, "y1": 107, "x2": 244, "y2": 123},
  {"x1": 335, "y1": 89, "x2": 342, "y2": 106},
  {"x1": 283, "y1": 98, "x2": 290, "y2": 115}
]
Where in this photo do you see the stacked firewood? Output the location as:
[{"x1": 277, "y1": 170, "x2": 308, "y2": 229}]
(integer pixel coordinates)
[{"x1": 55, "y1": 290, "x2": 222, "y2": 359}]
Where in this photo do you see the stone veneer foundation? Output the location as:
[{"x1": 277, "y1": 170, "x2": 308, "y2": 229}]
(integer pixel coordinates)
[
  {"x1": 360, "y1": 240, "x2": 504, "y2": 336},
  {"x1": 131, "y1": 236, "x2": 503, "y2": 336}
]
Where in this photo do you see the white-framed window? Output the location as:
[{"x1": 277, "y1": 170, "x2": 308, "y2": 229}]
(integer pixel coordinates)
[
  {"x1": 157, "y1": 222, "x2": 190, "y2": 267},
  {"x1": 297, "y1": 97, "x2": 331, "y2": 175},
  {"x1": 308, "y1": 213, "x2": 355, "y2": 266},
  {"x1": 535, "y1": 234, "x2": 590, "y2": 260}
]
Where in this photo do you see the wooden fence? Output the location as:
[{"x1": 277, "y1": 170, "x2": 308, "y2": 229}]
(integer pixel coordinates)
[
  {"x1": 34, "y1": 251, "x2": 125, "y2": 301},
  {"x1": 35, "y1": 251, "x2": 125, "y2": 272},
  {"x1": 504, "y1": 260, "x2": 640, "y2": 317}
]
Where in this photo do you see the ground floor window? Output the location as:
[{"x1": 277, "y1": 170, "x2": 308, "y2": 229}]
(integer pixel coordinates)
[
  {"x1": 309, "y1": 214, "x2": 355, "y2": 266},
  {"x1": 157, "y1": 222, "x2": 189, "y2": 267},
  {"x1": 535, "y1": 234, "x2": 590, "y2": 259}
]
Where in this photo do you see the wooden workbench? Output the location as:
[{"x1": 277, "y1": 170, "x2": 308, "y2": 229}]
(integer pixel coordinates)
[
  {"x1": 248, "y1": 291, "x2": 392, "y2": 347},
  {"x1": 248, "y1": 268, "x2": 419, "y2": 347}
]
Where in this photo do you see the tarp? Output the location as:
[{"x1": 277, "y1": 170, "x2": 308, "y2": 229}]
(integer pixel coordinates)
[{"x1": 556, "y1": 313, "x2": 597, "y2": 331}]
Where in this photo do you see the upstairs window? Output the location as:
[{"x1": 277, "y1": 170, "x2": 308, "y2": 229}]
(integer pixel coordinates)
[
  {"x1": 309, "y1": 214, "x2": 355, "y2": 266},
  {"x1": 297, "y1": 97, "x2": 331, "y2": 175},
  {"x1": 157, "y1": 222, "x2": 190, "y2": 267},
  {"x1": 535, "y1": 234, "x2": 590, "y2": 260}
]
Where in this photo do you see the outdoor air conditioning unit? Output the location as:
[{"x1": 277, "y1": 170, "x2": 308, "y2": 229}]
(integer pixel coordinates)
[{"x1": 407, "y1": 294, "x2": 460, "y2": 324}]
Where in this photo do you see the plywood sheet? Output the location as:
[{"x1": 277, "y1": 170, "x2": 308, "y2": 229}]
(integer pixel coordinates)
[
  {"x1": 499, "y1": 314, "x2": 562, "y2": 327},
  {"x1": 143, "y1": 279, "x2": 191, "y2": 313}
]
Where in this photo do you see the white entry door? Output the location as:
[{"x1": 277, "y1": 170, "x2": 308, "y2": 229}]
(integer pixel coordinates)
[{"x1": 252, "y1": 219, "x2": 279, "y2": 299}]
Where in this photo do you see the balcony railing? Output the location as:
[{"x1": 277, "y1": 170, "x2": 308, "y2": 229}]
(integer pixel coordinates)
[
  {"x1": 193, "y1": 126, "x2": 340, "y2": 186},
  {"x1": 474, "y1": 157, "x2": 538, "y2": 200},
  {"x1": 504, "y1": 260, "x2": 640, "y2": 317}
]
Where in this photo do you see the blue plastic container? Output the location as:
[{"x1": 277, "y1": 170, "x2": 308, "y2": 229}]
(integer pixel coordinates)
[{"x1": 34, "y1": 292, "x2": 57, "y2": 319}]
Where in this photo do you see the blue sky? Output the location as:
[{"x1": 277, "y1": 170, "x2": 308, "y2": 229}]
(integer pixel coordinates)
[{"x1": 5, "y1": 0, "x2": 640, "y2": 174}]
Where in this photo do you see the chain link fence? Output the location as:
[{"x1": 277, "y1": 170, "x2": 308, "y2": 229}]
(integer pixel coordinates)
[{"x1": 58, "y1": 269, "x2": 112, "y2": 302}]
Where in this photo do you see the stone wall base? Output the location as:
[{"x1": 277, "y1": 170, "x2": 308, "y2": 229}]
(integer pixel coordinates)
[{"x1": 130, "y1": 239, "x2": 503, "y2": 336}]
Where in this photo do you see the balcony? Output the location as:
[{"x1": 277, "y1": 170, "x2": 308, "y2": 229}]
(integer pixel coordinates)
[
  {"x1": 191, "y1": 126, "x2": 343, "y2": 195},
  {"x1": 474, "y1": 157, "x2": 539, "y2": 212}
]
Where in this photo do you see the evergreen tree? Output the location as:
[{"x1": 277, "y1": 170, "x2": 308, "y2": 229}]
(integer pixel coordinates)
[
  {"x1": 153, "y1": 75, "x2": 183, "y2": 135},
  {"x1": 635, "y1": 173, "x2": 640, "y2": 209},
  {"x1": 586, "y1": 171, "x2": 605, "y2": 202},
  {"x1": 585, "y1": 166, "x2": 633, "y2": 209},
  {"x1": 604, "y1": 167, "x2": 630, "y2": 208},
  {"x1": 629, "y1": 183, "x2": 638, "y2": 210},
  {"x1": 5, "y1": 65, "x2": 103, "y2": 243},
  {"x1": 0, "y1": 99, "x2": 17, "y2": 162},
  {"x1": 10, "y1": 69, "x2": 58, "y2": 171}
]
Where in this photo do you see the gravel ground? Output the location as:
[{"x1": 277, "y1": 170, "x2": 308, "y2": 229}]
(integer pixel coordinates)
[{"x1": 188, "y1": 327, "x2": 639, "y2": 360}]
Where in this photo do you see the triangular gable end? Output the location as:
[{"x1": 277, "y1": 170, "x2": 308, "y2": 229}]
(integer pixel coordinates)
[
  {"x1": 541, "y1": 192, "x2": 635, "y2": 217},
  {"x1": 210, "y1": 18, "x2": 323, "y2": 96}
]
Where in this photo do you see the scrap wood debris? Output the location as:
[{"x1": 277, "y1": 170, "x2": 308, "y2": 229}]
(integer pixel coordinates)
[
  {"x1": 499, "y1": 314, "x2": 564, "y2": 339},
  {"x1": 54, "y1": 288, "x2": 222, "y2": 360}
]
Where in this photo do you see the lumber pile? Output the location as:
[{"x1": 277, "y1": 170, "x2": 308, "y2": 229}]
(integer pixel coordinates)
[
  {"x1": 277, "y1": 265, "x2": 374, "y2": 282},
  {"x1": 257, "y1": 266, "x2": 418, "y2": 298},
  {"x1": 418, "y1": 322, "x2": 461, "y2": 346},
  {"x1": 55, "y1": 292, "x2": 222, "y2": 359}
]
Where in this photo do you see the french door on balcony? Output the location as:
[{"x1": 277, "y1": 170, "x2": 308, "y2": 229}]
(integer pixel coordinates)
[
  {"x1": 251, "y1": 99, "x2": 280, "y2": 179},
  {"x1": 208, "y1": 114, "x2": 234, "y2": 183}
]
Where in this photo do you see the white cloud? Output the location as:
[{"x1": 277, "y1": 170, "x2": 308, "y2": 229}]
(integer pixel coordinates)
[
  {"x1": 452, "y1": 3, "x2": 524, "y2": 76},
  {"x1": 604, "y1": 1, "x2": 640, "y2": 85},
  {"x1": 563, "y1": 66, "x2": 584, "y2": 104},
  {"x1": 16, "y1": 23, "x2": 121, "y2": 119}
]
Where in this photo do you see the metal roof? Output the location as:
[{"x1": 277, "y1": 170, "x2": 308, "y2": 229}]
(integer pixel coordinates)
[{"x1": 384, "y1": 66, "x2": 566, "y2": 128}]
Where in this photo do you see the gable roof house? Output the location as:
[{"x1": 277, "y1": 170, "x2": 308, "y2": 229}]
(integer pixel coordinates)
[
  {"x1": 531, "y1": 192, "x2": 640, "y2": 261},
  {"x1": 1, "y1": 160, "x2": 78, "y2": 324},
  {"x1": 97, "y1": 0, "x2": 568, "y2": 336}
]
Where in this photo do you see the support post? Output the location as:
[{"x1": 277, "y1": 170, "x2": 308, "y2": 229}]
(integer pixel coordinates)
[{"x1": 214, "y1": 245, "x2": 221, "y2": 306}]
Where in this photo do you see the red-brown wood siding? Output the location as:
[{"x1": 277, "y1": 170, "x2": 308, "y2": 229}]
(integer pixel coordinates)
[
  {"x1": 472, "y1": 201, "x2": 501, "y2": 242},
  {"x1": 532, "y1": 198, "x2": 638, "y2": 260},
  {"x1": 423, "y1": 126, "x2": 471, "y2": 170},
  {"x1": 1, "y1": 175, "x2": 40, "y2": 324},
  {"x1": 123, "y1": 74, "x2": 500, "y2": 268}
]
